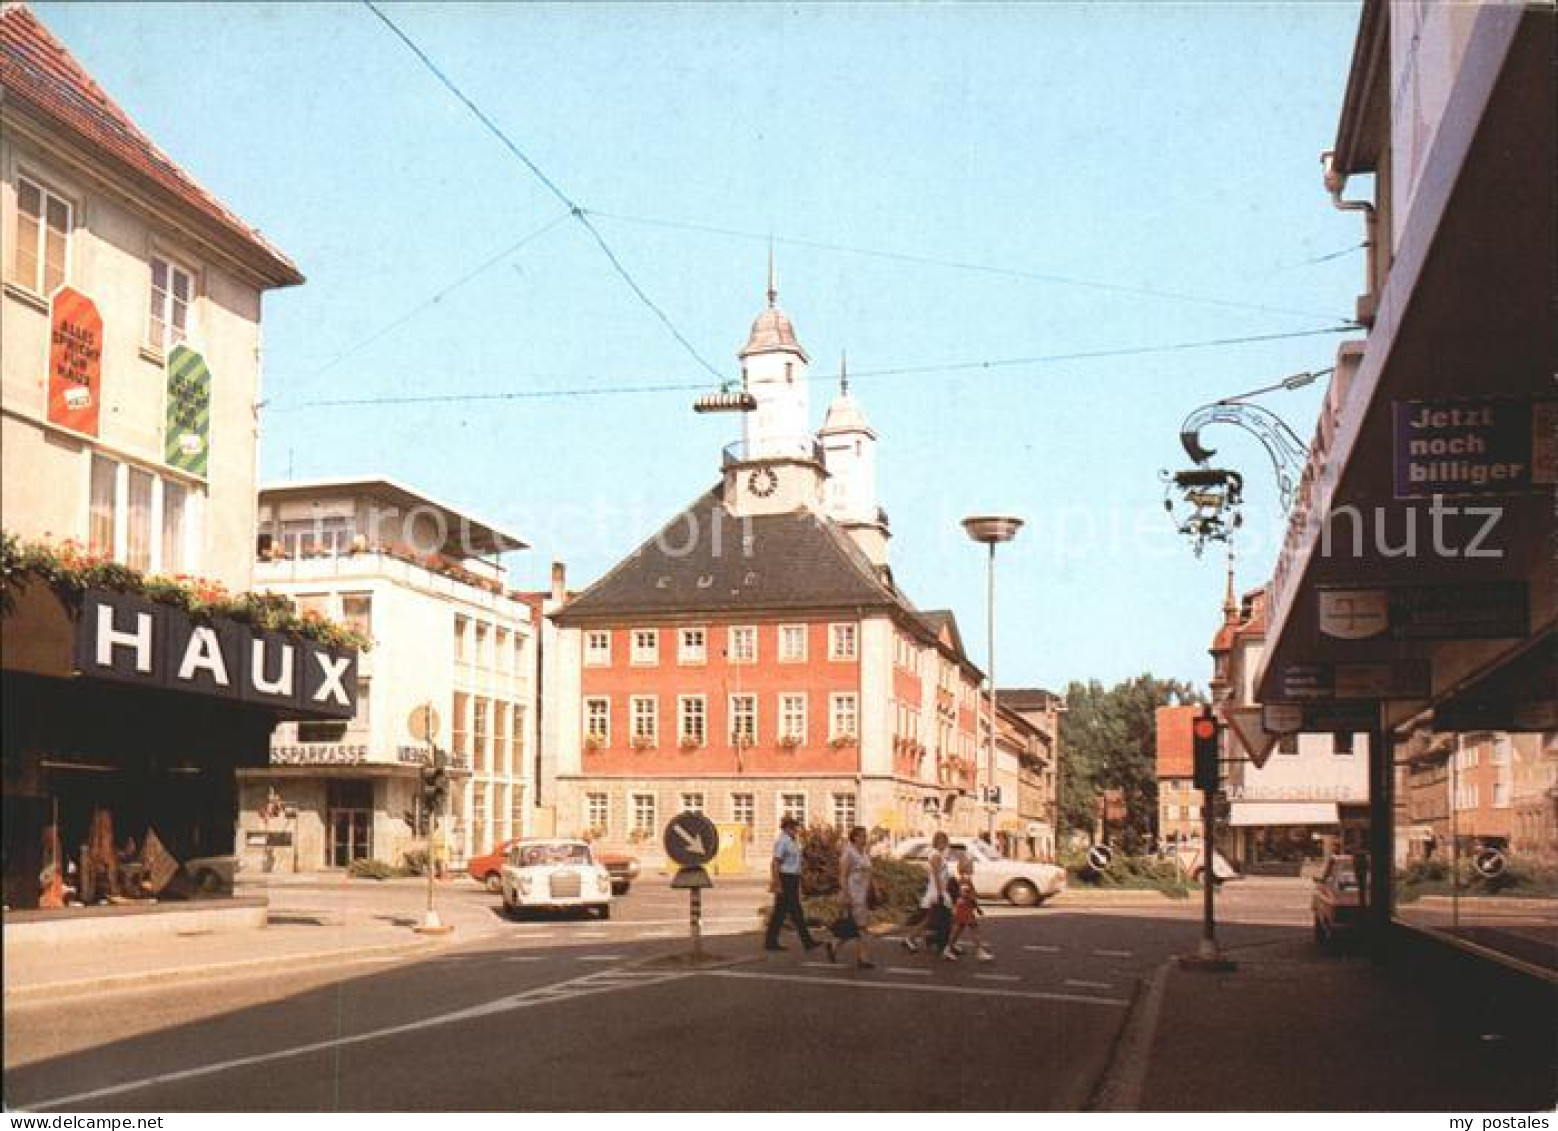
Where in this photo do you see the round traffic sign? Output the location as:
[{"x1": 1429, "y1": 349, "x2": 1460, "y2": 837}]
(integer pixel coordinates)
[
  {"x1": 408, "y1": 705, "x2": 441, "y2": 743},
  {"x1": 1087, "y1": 844, "x2": 1115, "y2": 872},
  {"x1": 1473, "y1": 848, "x2": 1506, "y2": 879},
  {"x1": 664, "y1": 810, "x2": 720, "y2": 868}
]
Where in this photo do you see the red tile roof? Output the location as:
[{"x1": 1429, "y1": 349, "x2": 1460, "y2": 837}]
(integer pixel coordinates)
[
  {"x1": 1156, "y1": 705, "x2": 1197, "y2": 779},
  {"x1": 1, "y1": 4, "x2": 302, "y2": 287}
]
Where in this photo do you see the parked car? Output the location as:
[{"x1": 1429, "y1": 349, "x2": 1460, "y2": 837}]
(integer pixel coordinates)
[
  {"x1": 183, "y1": 854, "x2": 241, "y2": 896},
  {"x1": 1312, "y1": 852, "x2": 1366, "y2": 946},
  {"x1": 596, "y1": 851, "x2": 640, "y2": 895},
  {"x1": 894, "y1": 836, "x2": 1065, "y2": 907},
  {"x1": 501, "y1": 838, "x2": 613, "y2": 919},
  {"x1": 467, "y1": 838, "x2": 522, "y2": 893}
]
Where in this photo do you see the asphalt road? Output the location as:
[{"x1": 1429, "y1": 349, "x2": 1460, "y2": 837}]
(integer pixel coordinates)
[{"x1": 3, "y1": 878, "x2": 1309, "y2": 1111}]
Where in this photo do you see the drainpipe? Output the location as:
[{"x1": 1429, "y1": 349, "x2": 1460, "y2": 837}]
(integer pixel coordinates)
[{"x1": 1321, "y1": 151, "x2": 1378, "y2": 323}]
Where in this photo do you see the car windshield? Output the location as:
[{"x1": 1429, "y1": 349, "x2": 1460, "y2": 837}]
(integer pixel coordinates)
[{"x1": 514, "y1": 843, "x2": 591, "y2": 868}]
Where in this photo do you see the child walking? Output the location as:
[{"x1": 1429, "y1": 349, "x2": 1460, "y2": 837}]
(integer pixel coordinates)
[{"x1": 943, "y1": 855, "x2": 993, "y2": 962}]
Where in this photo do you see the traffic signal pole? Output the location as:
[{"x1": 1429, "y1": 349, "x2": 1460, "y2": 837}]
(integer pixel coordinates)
[{"x1": 1182, "y1": 706, "x2": 1235, "y2": 972}]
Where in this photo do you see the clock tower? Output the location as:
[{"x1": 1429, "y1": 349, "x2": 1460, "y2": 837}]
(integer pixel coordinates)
[{"x1": 723, "y1": 257, "x2": 827, "y2": 517}]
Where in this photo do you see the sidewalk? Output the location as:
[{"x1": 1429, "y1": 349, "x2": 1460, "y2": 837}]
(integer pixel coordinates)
[
  {"x1": 3, "y1": 875, "x2": 488, "y2": 1005},
  {"x1": 1105, "y1": 933, "x2": 1558, "y2": 1111}
]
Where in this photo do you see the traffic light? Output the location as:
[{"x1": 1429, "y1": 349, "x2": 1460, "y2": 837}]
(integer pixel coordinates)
[
  {"x1": 1193, "y1": 709, "x2": 1221, "y2": 792},
  {"x1": 420, "y1": 747, "x2": 449, "y2": 812}
]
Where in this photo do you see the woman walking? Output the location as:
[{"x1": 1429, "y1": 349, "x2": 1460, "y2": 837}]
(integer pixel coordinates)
[
  {"x1": 901, "y1": 831, "x2": 952, "y2": 954},
  {"x1": 827, "y1": 826, "x2": 876, "y2": 969}
]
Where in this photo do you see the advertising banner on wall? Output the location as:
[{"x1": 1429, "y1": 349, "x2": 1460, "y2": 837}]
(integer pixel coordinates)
[
  {"x1": 165, "y1": 343, "x2": 211, "y2": 477},
  {"x1": 1392, "y1": 398, "x2": 1557, "y2": 497},
  {"x1": 46, "y1": 286, "x2": 103, "y2": 436}
]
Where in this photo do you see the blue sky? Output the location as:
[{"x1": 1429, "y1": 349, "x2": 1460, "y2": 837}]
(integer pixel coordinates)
[{"x1": 39, "y1": 1, "x2": 1366, "y2": 692}]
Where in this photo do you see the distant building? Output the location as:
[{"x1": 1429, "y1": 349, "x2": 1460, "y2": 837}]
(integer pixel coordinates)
[
  {"x1": 549, "y1": 274, "x2": 993, "y2": 861},
  {"x1": 1155, "y1": 704, "x2": 1200, "y2": 851},
  {"x1": 1209, "y1": 582, "x2": 1369, "y2": 870},
  {"x1": 1401, "y1": 730, "x2": 1556, "y2": 864},
  {"x1": 999, "y1": 688, "x2": 1061, "y2": 860},
  {"x1": 248, "y1": 478, "x2": 533, "y2": 870}
]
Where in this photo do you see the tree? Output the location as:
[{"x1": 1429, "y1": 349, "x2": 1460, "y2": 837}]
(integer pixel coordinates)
[{"x1": 1059, "y1": 674, "x2": 1203, "y2": 851}]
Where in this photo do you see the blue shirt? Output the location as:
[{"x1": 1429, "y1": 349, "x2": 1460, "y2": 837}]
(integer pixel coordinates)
[{"x1": 773, "y1": 831, "x2": 802, "y2": 875}]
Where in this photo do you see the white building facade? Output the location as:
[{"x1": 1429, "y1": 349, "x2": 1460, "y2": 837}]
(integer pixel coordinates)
[{"x1": 241, "y1": 479, "x2": 535, "y2": 871}]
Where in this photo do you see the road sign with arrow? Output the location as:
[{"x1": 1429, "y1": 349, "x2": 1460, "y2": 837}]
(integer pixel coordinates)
[{"x1": 663, "y1": 810, "x2": 720, "y2": 868}]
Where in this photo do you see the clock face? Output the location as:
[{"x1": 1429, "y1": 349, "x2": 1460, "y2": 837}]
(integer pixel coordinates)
[{"x1": 748, "y1": 467, "x2": 779, "y2": 498}]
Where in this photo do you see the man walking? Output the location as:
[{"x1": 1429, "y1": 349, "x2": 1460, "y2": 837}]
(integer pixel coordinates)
[{"x1": 764, "y1": 816, "x2": 820, "y2": 953}]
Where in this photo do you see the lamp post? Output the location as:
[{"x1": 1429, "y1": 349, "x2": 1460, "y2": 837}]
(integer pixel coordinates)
[{"x1": 962, "y1": 515, "x2": 1023, "y2": 844}]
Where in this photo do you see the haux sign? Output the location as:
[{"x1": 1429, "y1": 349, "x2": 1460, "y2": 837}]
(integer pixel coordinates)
[{"x1": 72, "y1": 588, "x2": 357, "y2": 719}]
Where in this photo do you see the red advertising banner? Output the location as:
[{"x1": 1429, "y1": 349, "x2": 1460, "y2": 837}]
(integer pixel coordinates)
[{"x1": 47, "y1": 286, "x2": 103, "y2": 436}]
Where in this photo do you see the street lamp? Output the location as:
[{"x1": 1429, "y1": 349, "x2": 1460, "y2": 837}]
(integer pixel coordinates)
[{"x1": 962, "y1": 514, "x2": 1024, "y2": 844}]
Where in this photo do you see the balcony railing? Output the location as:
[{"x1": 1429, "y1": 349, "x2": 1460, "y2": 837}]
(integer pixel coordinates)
[{"x1": 722, "y1": 436, "x2": 825, "y2": 467}]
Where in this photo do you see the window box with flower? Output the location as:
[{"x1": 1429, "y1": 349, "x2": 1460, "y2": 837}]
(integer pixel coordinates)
[
  {"x1": 583, "y1": 733, "x2": 606, "y2": 752},
  {"x1": 630, "y1": 735, "x2": 658, "y2": 752},
  {"x1": 827, "y1": 734, "x2": 858, "y2": 749},
  {"x1": 777, "y1": 733, "x2": 803, "y2": 751},
  {"x1": 679, "y1": 735, "x2": 703, "y2": 751}
]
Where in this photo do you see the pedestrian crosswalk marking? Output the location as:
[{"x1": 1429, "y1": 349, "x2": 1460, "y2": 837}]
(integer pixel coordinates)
[
  {"x1": 885, "y1": 966, "x2": 932, "y2": 976},
  {"x1": 1024, "y1": 944, "x2": 1061, "y2": 952},
  {"x1": 974, "y1": 973, "x2": 1021, "y2": 982},
  {"x1": 1065, "y1": 978, "x2": 1114, "y2": 990},
  {"x1": 19, "y1": 964, "x2": 694, "y2": 1112},
  {"x1": 576, "y1": 954, "x2": 626, "y2": 962},
  {"x1": 1093, "y1": 949, "x2": 1133, "y2": 958},
  {"x1": 705, "y1": 969, "x2": 1129, "y2": 1008}
]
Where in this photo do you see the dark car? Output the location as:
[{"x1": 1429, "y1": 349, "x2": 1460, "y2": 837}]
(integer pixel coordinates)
[{"x1": 1312, "y1": 852, "x2": 1366, "y2": 946}]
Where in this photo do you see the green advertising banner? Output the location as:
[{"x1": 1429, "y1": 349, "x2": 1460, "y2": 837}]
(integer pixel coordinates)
[{"x1": 165, "y1": 343, "x2": 211, "y2": 477}]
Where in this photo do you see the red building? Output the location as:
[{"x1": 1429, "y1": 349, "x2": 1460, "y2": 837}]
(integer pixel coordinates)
[{"x1": 551, "y1": 277, "x2": 990, "y2": 860}]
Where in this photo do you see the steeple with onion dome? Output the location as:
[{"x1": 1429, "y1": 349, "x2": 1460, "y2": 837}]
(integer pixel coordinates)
[{"x1": 722, "y1": 252, "x2": 827, "y2": 518}]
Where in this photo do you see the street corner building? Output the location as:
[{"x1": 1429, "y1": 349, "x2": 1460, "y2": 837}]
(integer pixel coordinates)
[
  {"x1": 0, "y1": 5, "x2": 359, "y2": 924},
  {"x1": 245, "y1": 478, "x2": 534, "y2": 873},
  {"x1": 1242, "y1": 1, "x2": 1556, "y2": 976},
  {"x1": 545, "y1": 274, "x2": 1027, "y2": 866}
]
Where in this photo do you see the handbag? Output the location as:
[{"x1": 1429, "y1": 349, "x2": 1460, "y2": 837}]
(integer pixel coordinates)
[
  {"x1": 831, "y1": 913, "x2": 860, "y2": 940},
  {"x1": 866, "y1": 879, "x2": 883, "y2": 911}
]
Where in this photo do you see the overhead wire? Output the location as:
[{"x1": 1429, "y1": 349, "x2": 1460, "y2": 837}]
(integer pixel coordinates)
[
  {"x1": 273, "y1": 324, "x2": 1356, "y2": 410},
  {"x1": 363, "y1": 1, "x2": 724, "y2": 381},
  {"x1": 585, "y1": 207, "x2": 1359, "y2": 325}
]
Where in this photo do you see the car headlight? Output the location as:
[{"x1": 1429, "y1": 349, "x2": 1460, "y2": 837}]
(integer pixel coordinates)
[
  {"x1": 516, "y1": 875, "x2": 532, "y2": 894},
  {"x1": 598, "y1": 872, "x2": 611, "y2": 893}
]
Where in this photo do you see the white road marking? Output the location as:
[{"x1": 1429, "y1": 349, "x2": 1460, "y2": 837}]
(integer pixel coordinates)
[
  {"x1": 973, "y1": 973, "x2": 1021, "y2": 982},
  {"x1": 1065, "y1": 978, "x2": 1114, "y2": 990},
  {"x1": 802, "y1": 962, "x2": 841, "y2": 970},
  {"x1": 20, "y1": 966, "x2": 693, "y2": 1112},
  {"x1": 576, "y1": 954, "x2": 625, "y2": 962},
  {"x1": 1093, "y1": 949, "x2": 1133, "y2": 958},
  {"x1": 705, "y1": 969, "x2": 1129, "y2": 1007},
  {"x1": 885, "y1": 966, "x2": 933, "y2": 977},
  {"x1": 501, "y1": 956, "x2": 543, "y2": 963},
  {"x1": 1023, "y1": 944, "x2": 1061, "y2": 952}
]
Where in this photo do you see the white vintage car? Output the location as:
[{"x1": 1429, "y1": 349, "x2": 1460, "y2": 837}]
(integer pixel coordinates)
[
  {"x1": 500, "y1": 839, "x2": 613, "y2": 919},
  {"x1": 895, "y1": 836, "x2": 1066, "y2": 907}
]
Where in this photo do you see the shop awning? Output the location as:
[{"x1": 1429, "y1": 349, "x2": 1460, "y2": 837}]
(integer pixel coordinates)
[{"x1": 1228, "y1": 801, "x2": 1339, "y2": 827}]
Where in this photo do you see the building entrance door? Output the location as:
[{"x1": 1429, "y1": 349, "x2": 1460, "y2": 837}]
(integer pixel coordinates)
[{"x1": 326, "y1": 780, "x2": 374, "y2": 868}]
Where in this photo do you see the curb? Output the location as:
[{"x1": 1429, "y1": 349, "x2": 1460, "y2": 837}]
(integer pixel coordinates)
[{"x1": 3, "y1": 934, "x2": 449, "y2": 1005}]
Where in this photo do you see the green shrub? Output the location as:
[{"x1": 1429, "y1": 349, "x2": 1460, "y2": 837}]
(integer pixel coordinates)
[
  {"x1": 799, "y1": 823, "x2": 844, "y2": 897},
  {"x1": 348, "y1": 858, "x2": 394, "y2": 880},
  {"x1": 1065, "y1": 852, "x2": 1191, "y2": 898},
  {"x1": 400, "y1": 849, "x2": 430, "y2": 877}
]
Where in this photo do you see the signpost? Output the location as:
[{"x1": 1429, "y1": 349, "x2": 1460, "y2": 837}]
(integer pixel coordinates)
[{"x1": 664, "y1": 811, "x2": 720, "y2": 959}]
